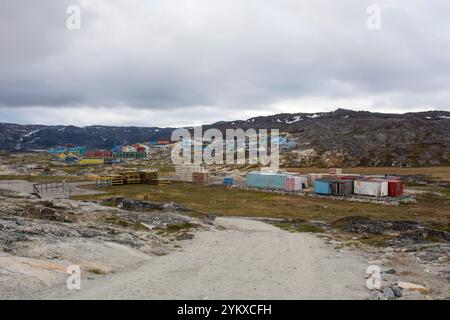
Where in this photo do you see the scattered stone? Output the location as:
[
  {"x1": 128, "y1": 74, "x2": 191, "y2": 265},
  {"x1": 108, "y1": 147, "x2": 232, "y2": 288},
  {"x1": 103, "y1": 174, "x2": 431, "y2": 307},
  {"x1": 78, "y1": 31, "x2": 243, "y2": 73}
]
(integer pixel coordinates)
[
  {"x1": 381, "y1": 274, "x2": 399, "y2": 287},
  {"x1": 203, "y1": 214, "x2": 216, "y2": 225},
  {"x1": 331, "y1": 216, "x2": 450, "y2": 243},
  {"x1": 117, "y1": 199, "x2": 192, "y2": 213},
  {"x1": 383, "y1": 268, "x2": 396, "y2": 274},
  {"x1": 176, "y1": 233, "x2": 194, "y2": 241},
  {"x1": 383, "y1": 287, "x2": 396, "y2": 299},
  {"x1": 370, "y1": 290, "x2": 386, "y2": 300},
  {"x1": 118, "y1": 199, "x2": 165, "y2": 211},
  {"x1": 391, "y1": 285, "x2": 403, "y2": 297}
]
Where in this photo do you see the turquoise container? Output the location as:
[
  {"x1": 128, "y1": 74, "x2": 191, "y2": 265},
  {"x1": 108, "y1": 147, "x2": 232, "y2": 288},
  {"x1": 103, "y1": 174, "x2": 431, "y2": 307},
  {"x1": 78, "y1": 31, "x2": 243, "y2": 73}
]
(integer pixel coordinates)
[
  {"x1": 246, "y1": 172, "x2": 288, "y2": 190},
  {"x1": 315, "y1": 179, "x2": 333, "y2": 195}
]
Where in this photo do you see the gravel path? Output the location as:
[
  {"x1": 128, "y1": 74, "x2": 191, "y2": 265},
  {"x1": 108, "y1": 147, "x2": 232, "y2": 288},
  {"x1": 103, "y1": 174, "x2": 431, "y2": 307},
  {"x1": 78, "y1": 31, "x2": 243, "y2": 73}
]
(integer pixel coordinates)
[{"x1": 37, "y1": 217, "x2": 370, "y2": 299}]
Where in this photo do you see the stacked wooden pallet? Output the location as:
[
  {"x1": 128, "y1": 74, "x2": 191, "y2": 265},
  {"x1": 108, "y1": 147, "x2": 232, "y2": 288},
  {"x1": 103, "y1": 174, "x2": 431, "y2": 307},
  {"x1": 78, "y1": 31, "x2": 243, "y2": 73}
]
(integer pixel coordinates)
[
  {"x1": 139, "y1": 171, "x2": 159, "y2": 184},
  {"x1": 96, "y1": 175, "x2": 125, "y2": 186},
  {"x1": 122, "y1": 171, "x2": 141, "y2": 184}
]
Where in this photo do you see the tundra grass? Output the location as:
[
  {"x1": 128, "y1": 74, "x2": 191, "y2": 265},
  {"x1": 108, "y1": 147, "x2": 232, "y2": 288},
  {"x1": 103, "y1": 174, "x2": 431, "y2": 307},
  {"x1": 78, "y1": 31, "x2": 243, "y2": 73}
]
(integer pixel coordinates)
[{"x1": 72, "y1": 181, "x2": 450, "y2": 226}]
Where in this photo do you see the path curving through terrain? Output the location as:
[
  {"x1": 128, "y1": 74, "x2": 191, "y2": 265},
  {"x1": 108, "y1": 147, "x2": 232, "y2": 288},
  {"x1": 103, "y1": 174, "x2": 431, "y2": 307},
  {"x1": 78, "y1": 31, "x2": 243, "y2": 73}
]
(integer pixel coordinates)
[{"x1": 38, "y1": 217, "x2": 370, "y2": 299}]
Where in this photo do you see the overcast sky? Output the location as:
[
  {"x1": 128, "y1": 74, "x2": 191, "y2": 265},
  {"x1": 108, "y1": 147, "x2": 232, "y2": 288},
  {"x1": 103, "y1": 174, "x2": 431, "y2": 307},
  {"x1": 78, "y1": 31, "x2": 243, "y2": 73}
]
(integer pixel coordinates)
[{"x1": 1, "y1": 0, "x2": 449, "y2": 127}]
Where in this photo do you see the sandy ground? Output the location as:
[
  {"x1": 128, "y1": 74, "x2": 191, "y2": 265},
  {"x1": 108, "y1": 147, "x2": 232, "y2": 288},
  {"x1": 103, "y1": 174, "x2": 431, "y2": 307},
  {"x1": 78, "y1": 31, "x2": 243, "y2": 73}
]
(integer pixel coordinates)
[{"x1": 31, "y1": 217, "x2": 370, "y2": 300}]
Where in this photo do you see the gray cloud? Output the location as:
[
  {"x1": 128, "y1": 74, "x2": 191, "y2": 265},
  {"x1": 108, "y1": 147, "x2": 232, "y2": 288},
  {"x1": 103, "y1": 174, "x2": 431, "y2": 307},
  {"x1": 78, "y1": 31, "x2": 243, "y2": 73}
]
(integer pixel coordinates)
[{"x1": 0, "y1": 0, "x2": 449, "y2": 126}]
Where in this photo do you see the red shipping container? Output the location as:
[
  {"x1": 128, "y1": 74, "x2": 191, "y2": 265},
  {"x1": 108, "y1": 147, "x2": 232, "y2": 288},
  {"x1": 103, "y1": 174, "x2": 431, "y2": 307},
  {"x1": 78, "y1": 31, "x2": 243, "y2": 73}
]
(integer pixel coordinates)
[
  {"x1": 340, "y1": 175, "x2": 360, "y2": 181},
  {"x1": 388, "y1": 180, "x2": 403, "y2": 197},
  {"x1": 85, "y1": 150, "x2": 113, "y2": 158}
]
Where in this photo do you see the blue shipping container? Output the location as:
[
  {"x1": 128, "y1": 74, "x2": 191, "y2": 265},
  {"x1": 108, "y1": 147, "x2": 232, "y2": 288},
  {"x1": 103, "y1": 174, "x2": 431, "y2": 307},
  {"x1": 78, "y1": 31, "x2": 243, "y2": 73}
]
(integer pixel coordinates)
[
  {"x1": 223, "y1": 177, "x2": 233, "y2": 186},
  {"x1": 315, "y1": 179, "x2": 333, "y2": 195},
  {"x1": 246, "y1": 172, "x2": 288, "y2": 190}
]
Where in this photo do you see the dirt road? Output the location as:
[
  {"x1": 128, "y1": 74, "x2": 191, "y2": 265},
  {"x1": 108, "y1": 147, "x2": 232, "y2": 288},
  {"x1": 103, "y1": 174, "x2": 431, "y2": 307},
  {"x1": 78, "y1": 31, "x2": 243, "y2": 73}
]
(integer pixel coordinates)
[{"x1": 36, "y1": 218, "x2": 370, "y2": 299}]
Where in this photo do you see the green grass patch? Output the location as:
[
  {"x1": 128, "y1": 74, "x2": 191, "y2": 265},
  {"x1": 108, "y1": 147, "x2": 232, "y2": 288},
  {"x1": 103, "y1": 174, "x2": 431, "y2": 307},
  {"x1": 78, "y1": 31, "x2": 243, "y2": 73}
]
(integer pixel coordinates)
[
  {"x1": 87, "y1": 267, "x2": 107, "y2": 275},
  {"x1": 165, "y1": 222, "x2": 195, "y2": 232},
  {"x1": 274, "y1": 221, "x2": 323, "y2": 233},
  {"x1": 103, "y1": 215, "x2": 148, "y2": 231}
]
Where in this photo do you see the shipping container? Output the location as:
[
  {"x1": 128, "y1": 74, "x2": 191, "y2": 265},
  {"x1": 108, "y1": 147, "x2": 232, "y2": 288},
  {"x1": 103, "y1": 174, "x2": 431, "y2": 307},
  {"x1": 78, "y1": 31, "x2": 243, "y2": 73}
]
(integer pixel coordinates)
[
  {"x1": 354, "y1": 178, "x2": 388, "y2": 197},
  {"x1": 223, "y1": 177, "x2": 233, "y2": 186},
  {"x1": 315, "y1": 179, "x2": 333, "y2": 195},
  {"x1": 387, "y1": 179, "x2": 404, "y2": 197},
  {"x1": 308, "y1": 173, "x2": 332, "y2": 187},
  {"x1": 332, "y1": 180, "x2": 353, "y2": 196},
  {"x1": 246, "y1": 172, "x2": 288, "y2": 191},
  {"x1": 339, "y1": 175, "x2": 361, "y2": 180},
  {"x1": 296, "y1": 175, "x2": 309, "y2": 188},
  {"x1": 79, "y1": 158, "x2": 105, "y2": 165},
  {"x1": 85, "y1": 150, "x2": 113, "y2": 158},
  {"x1": 193, "y1": 172, "x2": 211, "y2": 184},
  {"x1": 285, "y1": 176, "x2": 303, "y2": 192}
]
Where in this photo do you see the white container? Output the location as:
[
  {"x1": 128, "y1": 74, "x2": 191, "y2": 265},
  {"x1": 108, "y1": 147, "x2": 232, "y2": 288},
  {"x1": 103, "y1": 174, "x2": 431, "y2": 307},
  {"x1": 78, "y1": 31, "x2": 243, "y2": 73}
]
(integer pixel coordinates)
[
  {"x1": 285, "y1": 176, "x2": 303, "y2": 192},
  {"x1": 354, "y1": 179, "x2": 388, "y2": 197}
]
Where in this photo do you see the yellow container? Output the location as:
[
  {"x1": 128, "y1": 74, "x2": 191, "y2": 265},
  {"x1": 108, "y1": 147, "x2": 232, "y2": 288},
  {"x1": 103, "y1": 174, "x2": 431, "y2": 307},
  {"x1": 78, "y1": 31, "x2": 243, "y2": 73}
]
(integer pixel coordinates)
[{"x1": 79, "y1": 158, "x2": 105, "y2": 165}]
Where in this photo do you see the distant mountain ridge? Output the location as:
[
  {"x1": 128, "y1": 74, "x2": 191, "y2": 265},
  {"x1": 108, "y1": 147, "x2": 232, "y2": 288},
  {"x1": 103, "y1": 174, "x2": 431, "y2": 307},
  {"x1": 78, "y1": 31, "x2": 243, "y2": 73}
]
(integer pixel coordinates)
[
  {"x1": 0, "y1": 123, "x2": 174, "y2": 150},
  {"x1": 1, "y1": 108, "x2": 449, "y2": 167}
]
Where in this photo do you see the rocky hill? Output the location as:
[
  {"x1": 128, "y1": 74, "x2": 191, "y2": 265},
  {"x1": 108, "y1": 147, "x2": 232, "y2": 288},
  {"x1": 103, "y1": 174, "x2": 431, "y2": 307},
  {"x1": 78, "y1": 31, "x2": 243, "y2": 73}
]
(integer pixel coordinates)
[
  {"x1": 205, "y1": 109, "x2": 450, "y2": 167},
  {"x1": 1, "y1": 108, "x2": 449, "y2": 167},
  {"x1": 0, "y1": 123, "x2": 174, "y2": 151}
]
